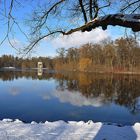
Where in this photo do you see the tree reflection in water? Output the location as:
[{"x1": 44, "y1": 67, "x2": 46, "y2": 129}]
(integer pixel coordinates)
[
  {"x1": 0, "y1": 70, "x2": 140, "y2": 114},
  {"x1": 54, "y1": 72, "x2": 140, "y2": 114}
]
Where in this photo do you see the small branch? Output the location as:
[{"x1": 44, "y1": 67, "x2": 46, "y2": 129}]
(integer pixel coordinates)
[
  {"x1": 24, "y1": 30, "x2": 65, "y2": 55},
  {"x1": 29, "y1": 0, "x2": 65, "y2": 35},
  {"x1": 41, "y1": 0, "x2": 65, "y2": 19},
  {"x1": 89, "y1": 0, "x2": 93, "y2": 20},
  {"x1": 98, "y1": 1, "x2": 111, "y2": 10},
  {"x1": 93, "y1": 0, "x2": 99, "y2": 19},
  {"x1": 121, "y1": 0, "x2": 140, "y2": 12},
  {"x1": 79, "y1": 0, "x2": 88, "y2": 23}
]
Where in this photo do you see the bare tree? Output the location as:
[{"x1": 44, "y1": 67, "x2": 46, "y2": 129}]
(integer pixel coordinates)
[{"x1": 0, "y1": 0, "x2": 140, "y2": 54}]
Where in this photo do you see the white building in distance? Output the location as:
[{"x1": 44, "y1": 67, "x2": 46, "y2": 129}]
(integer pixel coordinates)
[
  {"x1": 38, "y1": 62, "x2": 43, "y2": 69},
  {"x1": 37, "y1": 62, "x2": 43, "y2": 76}
]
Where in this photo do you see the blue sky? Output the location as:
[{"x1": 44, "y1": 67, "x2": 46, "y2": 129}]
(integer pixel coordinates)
[{"x1": 0, "y1": 0, "x2": 127, "y2": 57}]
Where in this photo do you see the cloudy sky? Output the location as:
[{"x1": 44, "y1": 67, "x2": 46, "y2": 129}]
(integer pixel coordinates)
[
  {"x1": 0, "y1": 26, "x2": 125, "y2": 57},
  {"x1": 0, "y1": 1, "x2": 126, "y2": 57}
]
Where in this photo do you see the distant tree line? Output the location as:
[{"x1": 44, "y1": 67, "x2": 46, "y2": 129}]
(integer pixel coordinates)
[
  {"x1": 0, "y1": 56, "x2": 53, "y2": 69},
  {"x1": 0, "y1": 37, "x2": 140, "y2": 73},
  {"x1": 55, "y1": 37, "x2": 140, "y2": 73}
]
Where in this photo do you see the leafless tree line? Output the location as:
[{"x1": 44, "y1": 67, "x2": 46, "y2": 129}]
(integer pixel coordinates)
[{"x1": 55, "y1": 37, "x2": 140, "y2": 72}]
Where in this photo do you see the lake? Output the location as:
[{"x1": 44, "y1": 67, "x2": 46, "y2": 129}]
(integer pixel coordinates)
[{"x1": 0, "y1": 70, "x2": 140, "y2": 125}]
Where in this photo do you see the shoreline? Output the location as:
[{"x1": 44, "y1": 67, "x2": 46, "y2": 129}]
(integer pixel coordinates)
[
  {"x1": 56, "y1": 69, "x2": 140, "y2": 76},
  {"x1": 1, "y1": 68, "x2": 140, "y2": 75}
]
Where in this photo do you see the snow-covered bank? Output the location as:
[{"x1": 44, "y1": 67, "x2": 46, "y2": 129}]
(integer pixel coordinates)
[{"x1": 0, "y1": 119, "x2": 140, "y2": 140}]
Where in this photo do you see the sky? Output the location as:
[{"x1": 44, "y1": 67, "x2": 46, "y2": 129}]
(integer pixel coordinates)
[
  {"x1": 0, "y1": 26, "x2": 126, "y2": 57},
  {"x1": 0, "y1": 0, "x2": 127, "y2": 57}
]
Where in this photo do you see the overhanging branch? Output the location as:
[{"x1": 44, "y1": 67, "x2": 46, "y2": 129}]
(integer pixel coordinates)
[
  {"x1": 24, "y1": 13, "x2": 140, "y2": 55},
  {"x1": 64, "y1": 14, "x2": 140, "y2": 34}
]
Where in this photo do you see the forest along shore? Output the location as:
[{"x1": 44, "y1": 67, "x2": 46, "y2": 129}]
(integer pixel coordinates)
[{"x1": 0, "y1": 37, "x2": 140, "y2": 74}]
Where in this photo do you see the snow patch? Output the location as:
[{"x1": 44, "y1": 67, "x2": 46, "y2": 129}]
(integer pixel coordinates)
[{"x1": 0, "y1": 119, "x2": 139, "y2": 139}]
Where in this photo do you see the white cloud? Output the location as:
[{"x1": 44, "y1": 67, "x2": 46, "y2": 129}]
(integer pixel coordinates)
[
  {"x1": 49, "y1": 28, "x2": 110, "y2": 48},
  {"x1": 9, "y1": 87, "x2": 21, "y2": 96},
  {"x1": 42, "y1": 89, "x2": 106, "y2": 107},
  {"x1": 10, "y1": 39, "x2": 23, "y2": 48}
]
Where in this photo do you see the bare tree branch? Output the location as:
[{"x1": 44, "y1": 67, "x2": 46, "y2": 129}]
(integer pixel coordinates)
[
  {"x1": 1, "y1": 0, "x2": 140, "y2": 55},
  {"x1": 121, "y1": 0, "x2": 140, "y2": 12},
  {"x1": 40, "y1": 0, "x2": 65, "y2": 20},
  {"x1": 89, "y1": 0, "x2": 93, "y2": 20},
  {"x1": 79, "y1": 0, "x2": 88, "y2": 23},
  {"x1": 23, "y1": 30, "x2": 65, "y2": 55},
  {"x1": 0, "y1": 0, "x2": 29, "y2": 53},
  {"x1": 64, "y1": 14, "x2": 140, "y2": 34},
  {"x1": 21, "y1": 13, "x2": 140, "y2": 56},
  {"x1": 93, "y1": 0, "x2": 99, "y2": 19}
]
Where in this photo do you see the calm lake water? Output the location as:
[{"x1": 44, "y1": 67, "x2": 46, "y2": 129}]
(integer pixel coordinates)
[{"x1": 0, "y1": 70, "x2": 140, "y2": 125}]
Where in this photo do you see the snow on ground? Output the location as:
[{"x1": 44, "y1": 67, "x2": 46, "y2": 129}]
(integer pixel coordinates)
[{"x1": 0, "y1": 119, "x2": 140, "y2": 140}]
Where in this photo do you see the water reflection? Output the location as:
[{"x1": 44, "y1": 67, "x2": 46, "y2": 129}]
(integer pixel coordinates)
[
  {"x1": 0, "y1": 70, "x2": 140, "y2": 124},
  {"x1": 9, "y1": 86, "x2": 21, "y2": 96},
  {"x1": 53, "y1": 72, "x2": 140, "y2": 114}
]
